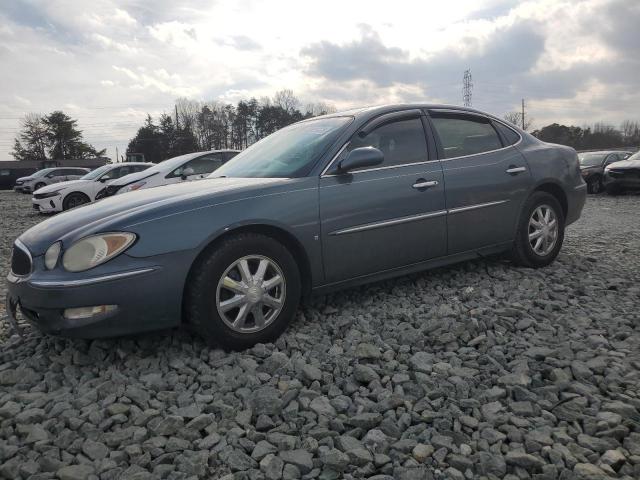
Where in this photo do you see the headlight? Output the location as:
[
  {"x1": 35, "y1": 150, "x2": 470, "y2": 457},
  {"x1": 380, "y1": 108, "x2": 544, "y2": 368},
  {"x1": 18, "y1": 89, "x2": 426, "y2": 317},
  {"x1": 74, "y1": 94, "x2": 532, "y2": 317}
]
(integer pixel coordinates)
[
  {"x1": 44, "y1": 242, "x2": 61, "y2": 270},
  {"x1": 119, "y1": 181, "x2": 146, "y2": 194},
  {"x1": 62, "y1": 233, "x2": 136, "y2": 272},
  {"x1": 37, "y1": 191, "x2": 61, "y2": 199}
]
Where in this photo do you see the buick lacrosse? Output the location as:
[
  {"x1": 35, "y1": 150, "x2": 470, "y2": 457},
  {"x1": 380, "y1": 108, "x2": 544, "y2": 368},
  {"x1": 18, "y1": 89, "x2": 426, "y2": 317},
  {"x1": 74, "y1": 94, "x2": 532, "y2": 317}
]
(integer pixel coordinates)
[{"x1": 7, "y1": 105, "x2": 586, "y2": 349}]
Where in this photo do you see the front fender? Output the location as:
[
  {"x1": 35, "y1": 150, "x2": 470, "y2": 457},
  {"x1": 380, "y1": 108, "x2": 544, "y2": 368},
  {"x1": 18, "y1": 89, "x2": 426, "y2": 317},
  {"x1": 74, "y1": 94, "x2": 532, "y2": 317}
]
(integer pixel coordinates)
[{"x1": 124, "y1": 184, "x2": 320, "y2": 260}]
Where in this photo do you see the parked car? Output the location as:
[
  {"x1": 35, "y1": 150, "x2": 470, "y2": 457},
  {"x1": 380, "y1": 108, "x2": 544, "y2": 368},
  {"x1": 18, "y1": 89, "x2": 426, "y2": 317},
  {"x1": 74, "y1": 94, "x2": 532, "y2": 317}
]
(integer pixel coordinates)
[
  {"x1": 15, "y1": 167, "x2": 90, "y2": 194},
  {"x1": 6, "y1": 104, "x2": 586, "y2": 349},
  {"x1": 603, "y1": 150, "x2": 640, "y2": 195},
  {"x1": 32, "y1": 163, "x2": 152, "y2": 213},
  {"x1": 578, "y1": 151, "x2": 633, "y2": 193},
  {"x1": 103, "y1": 150, "x2": 240, "y2": 197}
]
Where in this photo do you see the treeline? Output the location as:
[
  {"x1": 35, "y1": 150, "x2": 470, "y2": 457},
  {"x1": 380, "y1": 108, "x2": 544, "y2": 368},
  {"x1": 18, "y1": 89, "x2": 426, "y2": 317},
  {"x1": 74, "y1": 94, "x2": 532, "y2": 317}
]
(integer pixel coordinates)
[
  {"x1": 12, "y1": 111, "x2": 106, "y2": 161},
  {"x1": 532, "y1": 121, "x2": 640, "y2": 151},
  {"x1": 127, "y1": 90, "x2": 335, "y2": 163}
]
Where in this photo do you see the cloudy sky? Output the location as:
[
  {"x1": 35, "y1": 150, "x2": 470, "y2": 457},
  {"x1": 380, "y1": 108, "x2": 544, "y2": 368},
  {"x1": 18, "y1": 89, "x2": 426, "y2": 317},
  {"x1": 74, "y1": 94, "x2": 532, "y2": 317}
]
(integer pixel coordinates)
[{"x1": 0, "y1": 0, "x2": 638, "y2": 161}]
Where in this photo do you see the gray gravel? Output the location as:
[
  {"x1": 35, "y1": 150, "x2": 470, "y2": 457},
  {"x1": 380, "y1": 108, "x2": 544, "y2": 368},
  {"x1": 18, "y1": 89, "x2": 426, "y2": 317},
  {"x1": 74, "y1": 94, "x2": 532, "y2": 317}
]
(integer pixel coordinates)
[{"x1": 1, "y1": 190, "x2": 639, "y2": 479}]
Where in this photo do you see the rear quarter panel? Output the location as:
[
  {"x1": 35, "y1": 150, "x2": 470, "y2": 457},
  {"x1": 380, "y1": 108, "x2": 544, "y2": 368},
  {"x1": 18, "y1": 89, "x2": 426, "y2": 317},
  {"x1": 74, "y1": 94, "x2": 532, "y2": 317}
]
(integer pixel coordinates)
[{"x1": 517, "y1": 136, "x2": 586, "y2": 225}]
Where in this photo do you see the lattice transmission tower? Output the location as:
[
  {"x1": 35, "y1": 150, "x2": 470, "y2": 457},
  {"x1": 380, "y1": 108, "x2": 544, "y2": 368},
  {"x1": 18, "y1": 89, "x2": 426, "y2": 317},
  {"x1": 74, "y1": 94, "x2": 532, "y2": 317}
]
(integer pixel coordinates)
[{"x1": 462, "y1": 69, "x2": 473, "y2": 107}]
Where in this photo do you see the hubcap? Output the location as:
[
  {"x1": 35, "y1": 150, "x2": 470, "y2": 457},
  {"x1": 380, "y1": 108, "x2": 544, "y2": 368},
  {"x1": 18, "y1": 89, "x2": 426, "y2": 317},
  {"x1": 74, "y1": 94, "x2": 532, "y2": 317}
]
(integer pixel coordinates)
[
  {"x1": 528, "y1": 204, "x2": 558, "y2": 256},
  {"x1": 216, "y1": 255, "x2": 286, "y2": 333}
]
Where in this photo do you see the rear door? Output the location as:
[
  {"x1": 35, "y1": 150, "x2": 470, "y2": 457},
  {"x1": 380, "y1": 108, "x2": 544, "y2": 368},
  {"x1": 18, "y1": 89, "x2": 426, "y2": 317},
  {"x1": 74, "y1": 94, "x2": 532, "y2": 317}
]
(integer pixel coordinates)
[
  {"x1": 428, "y1": 110, "x2": 532, "y2": 254},
  {"x1": 319, "y1": 110, "x2": 447, "y2": 284}
]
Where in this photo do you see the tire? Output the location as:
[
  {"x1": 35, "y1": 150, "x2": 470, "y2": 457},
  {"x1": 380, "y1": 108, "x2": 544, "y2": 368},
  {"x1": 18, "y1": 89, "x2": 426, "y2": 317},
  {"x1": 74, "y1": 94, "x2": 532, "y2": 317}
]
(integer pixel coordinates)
[
  {"x1": 511, "y1": 191, "x2": 565, "y2": 268},
  {"x1": 62, "y1": 192, "x2": 90, "y2": 210},
  {"x1": 586, "y1": 176, "x2": 602, "y2": 194},
  {"x1": 185, "y1": 233, "x2": 301, "y2": 350},
  {"x1": 34, "y1": 182, "x2": 46, "y2": 192}
]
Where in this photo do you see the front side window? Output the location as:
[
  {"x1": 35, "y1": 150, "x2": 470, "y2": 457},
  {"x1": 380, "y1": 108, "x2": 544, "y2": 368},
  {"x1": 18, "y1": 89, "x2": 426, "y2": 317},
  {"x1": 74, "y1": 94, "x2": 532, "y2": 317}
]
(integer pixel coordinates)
[
  {"x1": 170, "y1": 154, "x2": 222, "y2": 177},
  {"x1": 345, "y1": 118, "x2": 429, "y2": 170},
  {"x1": 578, "y1": 153, "x2": 607, "y2": 167},
  {"x1": 431, "y1": 116, "x2": 503, "y2": 159}
]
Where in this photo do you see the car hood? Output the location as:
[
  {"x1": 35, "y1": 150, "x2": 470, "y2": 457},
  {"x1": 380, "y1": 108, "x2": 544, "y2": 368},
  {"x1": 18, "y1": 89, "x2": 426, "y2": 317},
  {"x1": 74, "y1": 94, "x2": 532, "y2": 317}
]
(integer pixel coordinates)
[
  {"x1": 607, "y1": 159, "x2": 640, "y2": 170},
  {"x1": 111, "y1": 168, "x2": 160, "y2": 187},
  {"x1": 35, "y1": 179, "x2": 89, "y2": 193},
  {"x1": 19, "y1": 177, "x2": 294, "y2": 255}
]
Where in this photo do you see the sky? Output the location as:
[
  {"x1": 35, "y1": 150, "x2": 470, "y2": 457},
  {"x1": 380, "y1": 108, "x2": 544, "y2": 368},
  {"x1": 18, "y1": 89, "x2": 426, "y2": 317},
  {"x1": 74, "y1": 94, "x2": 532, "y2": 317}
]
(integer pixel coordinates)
[{"x1": 0, "y1": 0, "x2": 638, "y2": 161}]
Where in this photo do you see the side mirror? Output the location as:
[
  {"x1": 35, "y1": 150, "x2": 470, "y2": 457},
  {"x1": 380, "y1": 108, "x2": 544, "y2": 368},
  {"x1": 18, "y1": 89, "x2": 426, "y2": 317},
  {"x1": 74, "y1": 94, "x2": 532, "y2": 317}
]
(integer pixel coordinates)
[
  {"x1": 336, "y1": 147, "x2": 384, "y2": 173},
  {"x1": 181, "y1": 167, "x2": 195, "y2": 180},
  {"x1": 98, "y1": 177, "x2": 108, "y2": 183}
]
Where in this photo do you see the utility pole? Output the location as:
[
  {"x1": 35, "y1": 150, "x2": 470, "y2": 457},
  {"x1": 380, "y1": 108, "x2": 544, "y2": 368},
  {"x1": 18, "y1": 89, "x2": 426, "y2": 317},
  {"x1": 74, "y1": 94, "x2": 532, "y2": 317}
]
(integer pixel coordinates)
[
  {"x1": 521, "y1": 99, "x2": 525, "y2": 130},
  {"x1": 463, "y1": 69, "x2": 473, "y2": 107},
  {"x1": 116, "y1": 146, "x2": 119, "y2": 163}
]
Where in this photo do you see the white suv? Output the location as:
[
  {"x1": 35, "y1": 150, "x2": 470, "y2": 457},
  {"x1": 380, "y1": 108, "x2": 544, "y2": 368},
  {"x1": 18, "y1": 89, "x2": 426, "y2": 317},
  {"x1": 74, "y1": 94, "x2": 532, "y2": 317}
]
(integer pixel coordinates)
[
  {"x1": 18, "y1": 167, "x2": 90, "y2": 193},
  {"x1": 32, "y1": 163, "x2": 151, "y2": 212},
  {"x1": 104, "y1": 150, "x2": 239, "y2": 196}
]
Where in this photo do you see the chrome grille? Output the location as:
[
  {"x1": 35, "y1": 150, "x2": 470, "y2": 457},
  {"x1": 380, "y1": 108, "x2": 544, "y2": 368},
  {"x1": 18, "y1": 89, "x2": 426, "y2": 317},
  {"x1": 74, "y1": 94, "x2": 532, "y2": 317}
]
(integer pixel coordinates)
[{"x1": 11, "y1": 241, "x2": 32, "y2": 276}]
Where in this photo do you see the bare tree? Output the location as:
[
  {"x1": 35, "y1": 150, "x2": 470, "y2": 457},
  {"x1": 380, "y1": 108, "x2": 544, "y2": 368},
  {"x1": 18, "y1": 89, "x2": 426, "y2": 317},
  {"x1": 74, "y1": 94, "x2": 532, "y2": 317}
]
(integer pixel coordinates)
[
  {"x1": 504, "y1": 111, "x2": 533, "y2": 131},
  {"x1": 305, "y1": 102, "x2": 337, "y2": 116},
  {"x1": 273, "y1": 89, "x2": 300, "y2": 114}
]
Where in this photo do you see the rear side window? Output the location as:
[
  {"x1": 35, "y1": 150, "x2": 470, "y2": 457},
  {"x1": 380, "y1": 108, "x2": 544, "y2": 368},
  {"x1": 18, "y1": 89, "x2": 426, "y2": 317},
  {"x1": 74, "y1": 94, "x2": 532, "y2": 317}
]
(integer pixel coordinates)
[
  {"x1": 494, "y1": 122, "x2": 521, "y2": 146},
  {"x1": 347, "y1": 118, "x2": 428, "y2": 170},
  {"x1": 431, "y1": 116, "x2": 503, "y2": 159}
]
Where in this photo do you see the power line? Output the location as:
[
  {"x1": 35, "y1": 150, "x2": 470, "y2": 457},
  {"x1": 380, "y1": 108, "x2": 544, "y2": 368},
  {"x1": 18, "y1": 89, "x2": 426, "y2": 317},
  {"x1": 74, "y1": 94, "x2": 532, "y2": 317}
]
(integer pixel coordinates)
[{"x1": 462, "y1": 69, "x2": 473, "y2": 107}]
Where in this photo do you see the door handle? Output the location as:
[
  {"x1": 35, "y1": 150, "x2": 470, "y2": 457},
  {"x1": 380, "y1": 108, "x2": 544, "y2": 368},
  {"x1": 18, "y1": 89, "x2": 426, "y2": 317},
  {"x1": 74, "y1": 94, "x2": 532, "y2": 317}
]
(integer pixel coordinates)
[
  {"x1": 506, "y1": 166, "x2": 526, "y2": 174},
  {"x1": 412, "y1": 180, "x2": 439, "y2": 189}
]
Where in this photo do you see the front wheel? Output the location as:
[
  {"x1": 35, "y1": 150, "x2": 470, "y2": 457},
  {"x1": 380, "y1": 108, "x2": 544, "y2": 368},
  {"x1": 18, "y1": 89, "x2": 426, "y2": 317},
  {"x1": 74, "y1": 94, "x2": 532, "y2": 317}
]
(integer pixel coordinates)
[
  {"x1": 34, "y1": 182, "x2": 46, "y2": 192},
  {"x1": 511, "y1": 192, "x2": 565, "y2": 268},
  {"x1": 63, "y1": 192, "x2": 90, "y2": 210},
  {"x1": 586, "y1": 176, "x2": 602, "y2": 194},
  {"x1": 185, "y1": 233, "x2": 301, "y2": 350}
]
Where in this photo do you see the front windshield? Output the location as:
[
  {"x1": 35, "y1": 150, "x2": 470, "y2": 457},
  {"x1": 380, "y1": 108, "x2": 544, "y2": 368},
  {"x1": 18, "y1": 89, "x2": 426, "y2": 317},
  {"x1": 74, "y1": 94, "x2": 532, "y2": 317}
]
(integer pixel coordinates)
[
  {"x1": 211, "y1": 117, "x2": 352, "y2": 178},
  {"x1": 152, "y1": 152, "x2": 203, "y2": 172},
  {"x1": 578, "y1": 153, "x2": 606, "y2": 167},
  {"x1": 33, "y1": 168, "x2": 55, "y2": 177},
  {"x1": 625, "y1": 151, "x2": 640, "y2": 162},
  {"x1": 81, "y1": 165, "x2": 112, "y2": 180}
]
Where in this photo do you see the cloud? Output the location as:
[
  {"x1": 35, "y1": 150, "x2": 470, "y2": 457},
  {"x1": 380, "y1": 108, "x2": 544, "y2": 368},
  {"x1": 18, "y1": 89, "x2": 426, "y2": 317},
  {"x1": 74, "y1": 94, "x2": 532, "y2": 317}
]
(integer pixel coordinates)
[{"x1": 0, "y1": 0, "x2": 638, "y2": 161}]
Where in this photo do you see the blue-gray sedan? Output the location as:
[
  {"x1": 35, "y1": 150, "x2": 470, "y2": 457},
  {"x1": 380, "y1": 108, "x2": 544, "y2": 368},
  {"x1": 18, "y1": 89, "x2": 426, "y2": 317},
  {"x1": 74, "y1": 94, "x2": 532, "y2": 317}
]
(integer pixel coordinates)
[{"x1": 6, "y1": 104, "x2": 587, "y2": 349}]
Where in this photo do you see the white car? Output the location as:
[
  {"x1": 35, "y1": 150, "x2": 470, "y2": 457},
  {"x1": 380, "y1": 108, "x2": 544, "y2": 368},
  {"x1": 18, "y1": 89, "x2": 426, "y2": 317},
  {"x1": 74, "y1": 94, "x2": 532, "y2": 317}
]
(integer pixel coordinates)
[
  {"x1": 32, "y1": 162, "x2": 151, "y2": 213},
  {"x1": 16, "y1": 167, "x2": 90, "y2": 193},
  {"x1": 105, "y1": 150, "x2": 239, "y2": 196}
]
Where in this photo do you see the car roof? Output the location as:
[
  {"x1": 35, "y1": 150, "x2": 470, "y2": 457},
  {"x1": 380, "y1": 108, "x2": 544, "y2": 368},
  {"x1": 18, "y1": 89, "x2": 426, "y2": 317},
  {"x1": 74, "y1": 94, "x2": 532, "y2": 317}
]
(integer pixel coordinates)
[{"x1": 307, "y1": 103, "x2": 516, "y2": 126}]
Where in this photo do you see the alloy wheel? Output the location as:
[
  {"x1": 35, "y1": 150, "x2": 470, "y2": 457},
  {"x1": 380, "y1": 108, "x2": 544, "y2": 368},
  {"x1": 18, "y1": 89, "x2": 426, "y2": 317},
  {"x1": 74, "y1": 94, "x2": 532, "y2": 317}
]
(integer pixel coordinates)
[
  {"x1": 216, "y1": 255, "x2": 286, "y2": 333},
  {"x1": 528, "y1": 205, "x2": 559, "y2": 256}
]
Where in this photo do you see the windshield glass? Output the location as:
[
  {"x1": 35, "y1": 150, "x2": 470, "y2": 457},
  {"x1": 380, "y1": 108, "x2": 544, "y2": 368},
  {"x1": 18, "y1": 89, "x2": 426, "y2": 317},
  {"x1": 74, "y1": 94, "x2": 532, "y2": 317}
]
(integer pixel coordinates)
[
  {"x1": 81, "y1": 165, "x2": 112, "y2": 180},
  {"x1": 151, "y1": 152, "x2": 204, "y2": 172},
  {"x1": 578, "y1": 153, "x2": 607, "y2": 167},
  {"x1": 625, "y1": 151, "x2": 640, "y2": 162},
  {"x1": 33, "y1": 168, "x2": 56, "y2": 177},
  {"x1": 211, "y1": 117, "x2": 352, "y2": 178}
]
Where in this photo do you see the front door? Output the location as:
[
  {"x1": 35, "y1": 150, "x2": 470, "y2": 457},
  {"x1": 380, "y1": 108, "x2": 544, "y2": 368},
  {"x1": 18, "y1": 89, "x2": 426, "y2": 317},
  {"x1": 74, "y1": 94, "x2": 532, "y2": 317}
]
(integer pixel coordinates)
[
  {"x1": 319, "y1": 114, "x2": 447, "y2": 284},
  {"x1": 428, "y1": 111, "x2": 532, "y2": 254}
]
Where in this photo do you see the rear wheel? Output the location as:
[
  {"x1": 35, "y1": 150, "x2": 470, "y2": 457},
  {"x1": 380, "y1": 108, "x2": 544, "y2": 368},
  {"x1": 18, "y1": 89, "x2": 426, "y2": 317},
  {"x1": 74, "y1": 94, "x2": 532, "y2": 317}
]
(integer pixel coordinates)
[
  {"x1": 63, "y1": 192, "x2": 90, "y2": 210},
  {"x1": 185, "y1": 233, "x2": 301, "y2": 350},
  {"x1": 511, "y1": 192, "x2": 565, "y2": 268},
  {"x1": 586, "y1": 176, "x2": 602, "y2": 194}
]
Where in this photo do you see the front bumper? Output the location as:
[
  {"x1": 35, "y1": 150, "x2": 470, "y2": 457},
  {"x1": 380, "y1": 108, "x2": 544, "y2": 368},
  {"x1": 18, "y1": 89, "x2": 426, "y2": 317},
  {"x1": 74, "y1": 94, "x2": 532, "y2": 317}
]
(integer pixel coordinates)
[
  {"x1": 603, "y1": 172, "x2": 640, "y2": 190},
  {"x1": 13, "y1": 185, "x2": 25, "y2": 192},
  {"x1": 6, "y1": 251, "x2": 190, "y2": 338},
  {"x1": 33, "y1": 195, "x2": 63, "y2": 213}
]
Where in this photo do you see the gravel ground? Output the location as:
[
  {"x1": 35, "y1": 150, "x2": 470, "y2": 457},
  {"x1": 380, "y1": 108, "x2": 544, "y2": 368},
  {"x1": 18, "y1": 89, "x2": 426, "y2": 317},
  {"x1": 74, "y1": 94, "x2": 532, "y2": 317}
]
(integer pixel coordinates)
[{"x1": 1, "y1": 190, "x2": 639, "y2": 480}]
